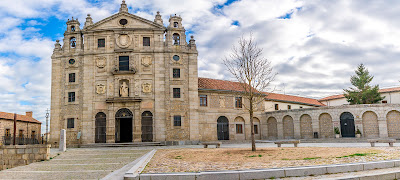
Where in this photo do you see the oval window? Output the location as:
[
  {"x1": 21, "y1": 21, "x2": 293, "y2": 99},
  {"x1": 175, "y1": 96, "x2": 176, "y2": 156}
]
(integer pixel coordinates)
[
  {"x1": 69, "y1": 59, "x2": 75, "y2": 65},
  {"x1": 173, "y1": 55, "x2": 180, "y2": 61},
  {"x1": 119, "y1": 19, "x2": 128, "y2": 25}
]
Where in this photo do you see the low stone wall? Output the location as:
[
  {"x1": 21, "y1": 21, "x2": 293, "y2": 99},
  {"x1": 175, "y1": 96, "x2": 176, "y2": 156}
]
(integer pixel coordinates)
[{"x1": 0, "y1": 144, "x2": 51, "y2": 170}]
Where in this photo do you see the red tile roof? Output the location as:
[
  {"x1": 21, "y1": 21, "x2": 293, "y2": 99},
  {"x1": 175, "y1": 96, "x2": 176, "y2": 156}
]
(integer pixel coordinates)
[
  {"x1": 198, "y1": 77, "x2": 257, "y2": 93},
  {"x1": 264, "y1": 92, "x2": 325, "y2": 107},
  {"x1": 319, "y1": 86, "x2": 400, "y2": 101},
  {"x1": 0, "y1": 112, "x2": 41, "y2": 124},
  {"x1": 198, "y1": 77, "x2": 324, "y2": 106}
]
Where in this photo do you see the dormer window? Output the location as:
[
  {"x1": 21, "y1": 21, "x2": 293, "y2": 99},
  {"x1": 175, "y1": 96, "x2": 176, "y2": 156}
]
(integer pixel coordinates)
[
  {"x1": 173, "y1": 33, "x2": 180, "y2": 45},
  {"x1": 71, "y1": 26, "x2": 75, "y2": 32},
  {"x1": 70, "y1": 37, "x2": 76, "y2": 48},
  {"x1": 173, "y1": 22, "x2": 178, "y2": 28}
]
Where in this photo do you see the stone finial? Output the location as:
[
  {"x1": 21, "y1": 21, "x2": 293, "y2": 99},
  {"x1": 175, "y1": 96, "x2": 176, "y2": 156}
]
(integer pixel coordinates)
[
  {"x1": 119, "y1": 0, "x2": 128, "y2": 13},
  {"x1": 54, "y1": 40, "x2": 62, "y2": 51},
  {"x1": 84, "y1": 14, "x2": 93, "y2": 28},
  {"x1": 189, "y1": 35, "x2": 196, "y2": 49},
  {"x1": 154, "y1": 11, "x2": 163, "y2": 25}
]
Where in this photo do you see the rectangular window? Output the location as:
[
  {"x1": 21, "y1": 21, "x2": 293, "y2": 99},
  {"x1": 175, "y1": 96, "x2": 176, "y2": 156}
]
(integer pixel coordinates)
[
  {"x1": 31, "y1": 131, "x2": 36, "y2": 138},
  {"x1": 254, "y1": 125, "x2": 258, "y2": 134},
  {"x1": 69, "y1": 73, "x2": 76, "y2": 83},
  {"x1": 236, "y1": 124, "x2": 243, "y2": 134},
  {"x1": 173, "y1": 68, "x2": 180, "y2": 78},
  {"x1": 68, "y1": 92, "x2": 75, "y2": 102},
  {"x1": 173, "y1": 88, "x2": 181, "y2": 98},
  {"x1": 235, "y1": 97, "x2": 242, "y2": 108},
  {"x1": 119, "y1": 56, "x2": 129, "y2": 71},
  {"x1": 288, "y1": 105, "x2": 291, "y2": 110},
  {"x1": 300, "y1": 106, "x2": 303, "y2": 109},
  {"x1": 382, "y1": 100, "x2": 388, "y2": 104},
  {"x1": 275, "y1": 104, "x2": 279, "y2": 110},
  {"x1": 143, "y1": 37, "x2": 150, "y2": 46},
  {"x1": 199, "y1": 95, "x2": 207, "y2": 106},
  {"x1": 19, "y1": 130, "x2": 23, "y2": 137},
  {"x1": 173, "y1": 115, "x2": 181, "y2": 126},
  {"x1": 5, "y1": 129, "x2": 10, "y2": 137},
  {"x1": 98, "y1": 39, "x2": 105, "y2": 47},
  {"x1": 67, "y1": 118, "x2": 74, "y2": 128}
]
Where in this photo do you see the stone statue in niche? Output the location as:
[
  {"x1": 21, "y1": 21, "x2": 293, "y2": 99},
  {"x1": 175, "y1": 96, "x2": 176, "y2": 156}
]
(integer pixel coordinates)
[
  {"x1": 96, "y1": 84, "x2": 106, "y2": 94},
  {"x1": 119, "y1": 81, "x2": 129, "y2": 97}
]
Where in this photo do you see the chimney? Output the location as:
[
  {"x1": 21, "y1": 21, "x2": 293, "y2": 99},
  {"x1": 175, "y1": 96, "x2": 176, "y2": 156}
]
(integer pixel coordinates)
[{"x1": 26, "y1": 111, "x2": 33, "y2": 118}]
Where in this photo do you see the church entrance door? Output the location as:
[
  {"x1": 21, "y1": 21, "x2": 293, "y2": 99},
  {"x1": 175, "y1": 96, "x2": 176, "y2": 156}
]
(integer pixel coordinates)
[
  {"x1": 95, "y1": 112, "x2": 106, "y2": 143},
  {"x1": 340, "y1": 112, "x2": 355, "y2": 137},
  {"x1": 115, "y1": 108, "x2": 133, "y2": 143},
  {"x1": 141, "y1": 111, "x2": 153, "y2": 142},
  {"x1": 217, "y1": 116, "x2": 229, "y2": 140}
]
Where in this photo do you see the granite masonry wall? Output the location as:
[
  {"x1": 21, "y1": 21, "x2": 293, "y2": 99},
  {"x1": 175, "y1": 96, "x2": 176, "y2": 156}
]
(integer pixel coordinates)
[{"x1": 0, "y1": 144, "x2": 50, "y2": 170}]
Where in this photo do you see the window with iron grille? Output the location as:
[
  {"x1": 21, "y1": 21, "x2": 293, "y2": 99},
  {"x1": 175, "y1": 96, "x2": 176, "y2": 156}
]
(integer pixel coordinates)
[
  {"x1": 173, "y1": 88, "x2": 180, "y2": 98},
  {"x1": 67, "y1": 118, "x2": 74, "y2": 128},
  {"x1": 69, "y1": 73, "x2": 75, "y2": 83},
  {"x1": 119, "y1": 56, "x2": 129, "y2": 71},
  {"x1": 19, "y1": 130, "x2": 23, "y2": 137},
  {"x1": 173, "y1": 115, "x2": 181, "y2": 126},
  {"x1": 68, "y1": 92, "x2": 75, "y2": 102},
  {"x1": 236, "y1": 124, "x2": 243, "y2": 134},
  {"x1": 173, "y1": 68, "x2": 180, "y2": 78},
  {"x1": 235, "y1": 97, "x2": 242, "y2": 108},
  {"x1": 5, "y1": 129, "x2": 10, "y2": 137},
  {"x1": 98, "y1": 39, "x2": 105, "y2": 47},
  {"x1": 254, "y1": 125, "x2": 258, "y2": 134},
  {"x1": 143, "y1": 37, "x2": 150, "y2": 46},
  {"x1": 199, "y1": 95, "x2": 207, "y2": 106},
  {"x1": 31, "y1": 131, "x2": 36, "y2": 138}
]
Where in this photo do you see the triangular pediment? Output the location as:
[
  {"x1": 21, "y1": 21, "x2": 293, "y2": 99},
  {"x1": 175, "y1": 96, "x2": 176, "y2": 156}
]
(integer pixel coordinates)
[{"x1": 85, "y1": 12, "x2": 165, "y2": 31}]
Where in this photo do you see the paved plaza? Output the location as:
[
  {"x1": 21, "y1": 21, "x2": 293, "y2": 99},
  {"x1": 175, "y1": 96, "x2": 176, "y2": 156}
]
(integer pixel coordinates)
[{"x1": 1, "y1": 143, "x2": 400, "y2": 179}]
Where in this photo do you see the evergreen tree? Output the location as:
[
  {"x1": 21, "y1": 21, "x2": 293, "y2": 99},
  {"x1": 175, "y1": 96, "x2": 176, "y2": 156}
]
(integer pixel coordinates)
[{"x1": 344, "y1": 64, "x2": 384, "y2": 104}]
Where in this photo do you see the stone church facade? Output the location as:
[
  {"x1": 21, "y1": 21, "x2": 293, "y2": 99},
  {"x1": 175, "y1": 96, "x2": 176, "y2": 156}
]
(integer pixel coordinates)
[{"x1": 50, "y1": 1, "x2": 264, "y2": 146}]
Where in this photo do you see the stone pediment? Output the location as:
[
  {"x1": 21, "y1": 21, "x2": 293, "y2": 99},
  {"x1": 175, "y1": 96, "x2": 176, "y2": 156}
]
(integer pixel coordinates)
[{"x1": 85, "y1": 12, "x2": 165, "y2": 31}]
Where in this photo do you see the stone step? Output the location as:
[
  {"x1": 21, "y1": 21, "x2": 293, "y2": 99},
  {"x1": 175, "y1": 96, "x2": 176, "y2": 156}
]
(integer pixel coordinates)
[{"x1": 81, "y1": 142, "x2": 165, "y2": 148}]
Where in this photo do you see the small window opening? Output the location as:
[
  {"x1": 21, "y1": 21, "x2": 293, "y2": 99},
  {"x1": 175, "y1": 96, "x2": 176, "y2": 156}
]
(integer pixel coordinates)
[
  {"x1": 173, "y1": 68, "x2": 180, "y2": 78},
  {"x1": 173, "y1": 33, "x2": 180, "y2": 45},
  {"x1": 200, "y1": 95, "x2": 207, "y2": 106},
  {"x1": 143, "y1": 37, "x2": 150, "y2": 46},
  {"x1": 67, "y1": 118, "x2": 74, "y2": 128},
  {"x1": 382, "y1": 100, "x2": 388, "y2": 104},
  {"x1": 68, "y1": 92, "x2": 75, "y2": 102},
  {"x1": 173, "y1": 22, "x2": 179, "y2": 28},
  {"x1": 236, "y1": 124, "x2": 243, "y2": 134},
  {"x1": 275, "y1": 104, "x2": 279, "y2": 110},
  {"x1": 98, "y1": 39, "x2": 105, "y2": 48},
  {"x1": 288, "y1": 105, "x2": 291, "y2": 110},
  {"x1": 254, "y1": 125, "x2": 258, "y2": 134},
  {"x1": 235, "y1": 97, "x2": 242, "y2": 108},
  {"x1": 173, "y1": 115, "x2": 181, "y2": 126},
  {"x1": 71, "y1": 26, "x2": 75, "y2": 32},
  {"x1": 69, "y1": 73, "x2": 76, "y2": 83},
  {"x1": 173, "y1": 88, "x2": 181, "y2": 98},
  {"x1": 70, "y1": 37, "x2": 76, "y2": 48}
]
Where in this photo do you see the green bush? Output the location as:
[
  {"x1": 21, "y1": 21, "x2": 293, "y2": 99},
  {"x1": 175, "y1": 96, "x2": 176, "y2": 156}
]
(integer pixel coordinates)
[{"x1": 334, "y1": 127, "x2": 340, "y2": 134}]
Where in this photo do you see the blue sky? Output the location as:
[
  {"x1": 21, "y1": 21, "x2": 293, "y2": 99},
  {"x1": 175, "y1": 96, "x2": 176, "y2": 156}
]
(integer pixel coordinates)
[{"x1": 1, "y1": 0, "x2": 400, "y2": 132}]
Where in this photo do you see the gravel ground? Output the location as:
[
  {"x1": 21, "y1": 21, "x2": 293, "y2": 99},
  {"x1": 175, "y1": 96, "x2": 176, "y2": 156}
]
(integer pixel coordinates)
[{"x1": 0, "y1": 147, "x2": 149, "y2": 180}]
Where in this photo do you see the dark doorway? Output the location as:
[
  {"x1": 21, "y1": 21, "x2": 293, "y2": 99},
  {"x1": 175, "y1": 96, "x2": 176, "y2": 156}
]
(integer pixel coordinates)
[
  {"x1": 115, "y1": 108, "x2": 133, "y2": 143},
  {"x1": 340, "y1": 112, "x2": 355, "y2": 137},
  {"x1": 217, "y1": 116, "x2": 229, "y2": 140},
  {"x1": 95, "y1": 112, "x2": 106, "y2": 143},
  {"x1": 141, "y1": 111, "x2": 153, "y2": 142}
]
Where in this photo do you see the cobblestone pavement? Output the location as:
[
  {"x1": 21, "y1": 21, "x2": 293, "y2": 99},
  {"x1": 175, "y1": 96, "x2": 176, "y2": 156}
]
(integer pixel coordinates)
[{"x1": 0, "y1": 147, "x2": 149, "y2": 180}]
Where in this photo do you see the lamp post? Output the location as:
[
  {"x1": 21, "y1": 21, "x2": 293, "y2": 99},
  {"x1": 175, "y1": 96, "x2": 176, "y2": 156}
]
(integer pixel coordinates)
[{"x1": 45, "y1": 109, "x2": 49, "y2": 144}]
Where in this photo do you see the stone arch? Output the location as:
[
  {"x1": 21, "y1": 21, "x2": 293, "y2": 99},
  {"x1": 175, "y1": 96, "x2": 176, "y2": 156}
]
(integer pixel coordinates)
[
  {"x1": 340, "y1": 112, "x2": 355, "y2": 137},
  {"x1": 282, "y1": 115, "x2": 294, "y2": 139},
  {"x1": 300, "y1": 114, "x2": 313, "y2": 139},
  {"x1": 115, "y1": 108, "x2": 133, "y2": 143},
  {"x1": 234, "y1": 116, "x2": 245, "y2": 137},
  {"x1": 319, "y1": 113, "x2": 333, "y2": 138},
  {"x1": 267, "y1": 117, "x2": 277, "y2": 139},
  {"x1": 362, "y1": 111, "x2": 379, "y2": 138},
  {"x1": 173, "y1": 33, "x2": 180, "y2": 45},
  {"x1": 387, "y1": 110, "x2": 400, "y2": 138},
  {"x1": 217, "y1": 116, "x2": 229, "y2": 140},
  {"x1": 253, "y1": 117, "x2": 261, "y2": 139}
]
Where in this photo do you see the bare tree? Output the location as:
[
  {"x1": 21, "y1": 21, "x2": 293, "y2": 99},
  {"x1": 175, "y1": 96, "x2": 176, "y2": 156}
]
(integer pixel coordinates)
[{"x1": 223, "y1": 33, "x2": 276, "y2": 151}]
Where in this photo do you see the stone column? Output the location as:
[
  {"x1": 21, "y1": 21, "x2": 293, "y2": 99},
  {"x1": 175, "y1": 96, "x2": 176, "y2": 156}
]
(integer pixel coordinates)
[
  {"x1": 133, "y1": 102, "x2": 141, "y2": 142},
  {"x1": 59, "y1": 129, "x2": 66, "y2": 152}
]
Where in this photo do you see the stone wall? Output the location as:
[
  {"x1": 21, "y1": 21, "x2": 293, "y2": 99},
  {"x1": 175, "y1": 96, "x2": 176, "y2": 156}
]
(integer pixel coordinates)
[
  {"x1": 263, "y1": 104, "x2": 400, "y2": 139},
  {"x1": 0, "y1": 144, "x2": 50, "y2": 170}
]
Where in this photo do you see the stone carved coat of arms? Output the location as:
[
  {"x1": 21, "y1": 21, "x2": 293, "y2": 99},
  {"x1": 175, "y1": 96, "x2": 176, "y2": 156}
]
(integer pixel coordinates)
[
  {"x1": 96, "y1": 84, "x2": 106, "y2": 94},
  {"x1": 141, "y1": 56, "x2": 152, "y2": 67},
  {"x1": 142, "y1": 83, "x2": 152, "y2": 93},
  {"x1": 96, "y1": 57, "x2": 106, "y2": 68}
]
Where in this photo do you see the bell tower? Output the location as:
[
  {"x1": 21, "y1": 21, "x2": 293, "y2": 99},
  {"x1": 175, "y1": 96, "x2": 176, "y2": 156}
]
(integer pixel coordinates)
[
  {"x1": 166, "y1": 14, "x2": 186, "y2": 47},
  {"x1": 64, "y1": 17, "x2": 83, "y2": 51}
]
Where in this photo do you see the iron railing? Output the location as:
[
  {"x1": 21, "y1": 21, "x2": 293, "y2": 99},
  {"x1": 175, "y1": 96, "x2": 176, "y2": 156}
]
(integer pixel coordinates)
[{"x1": 2, "y1": 136, "x2": 41, "y2": 145}]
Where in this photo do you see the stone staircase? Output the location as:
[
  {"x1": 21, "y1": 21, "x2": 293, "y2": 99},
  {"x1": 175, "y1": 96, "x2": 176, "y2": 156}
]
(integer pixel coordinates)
[{"x1": 81, "y1": 142, "x2": 165, "y2": 148}]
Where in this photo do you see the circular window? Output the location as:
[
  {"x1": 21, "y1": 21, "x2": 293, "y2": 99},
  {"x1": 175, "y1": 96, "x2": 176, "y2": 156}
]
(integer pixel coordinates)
[
  {"x1": 119, "y1": 19, "x2": 128, "y2": 25},
  {"x1": 173, "y1": 55, "x2": 180, "y2": 61},
  {"x1": 69, "y1": 59, "x2": 75, "y2": 65}
]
